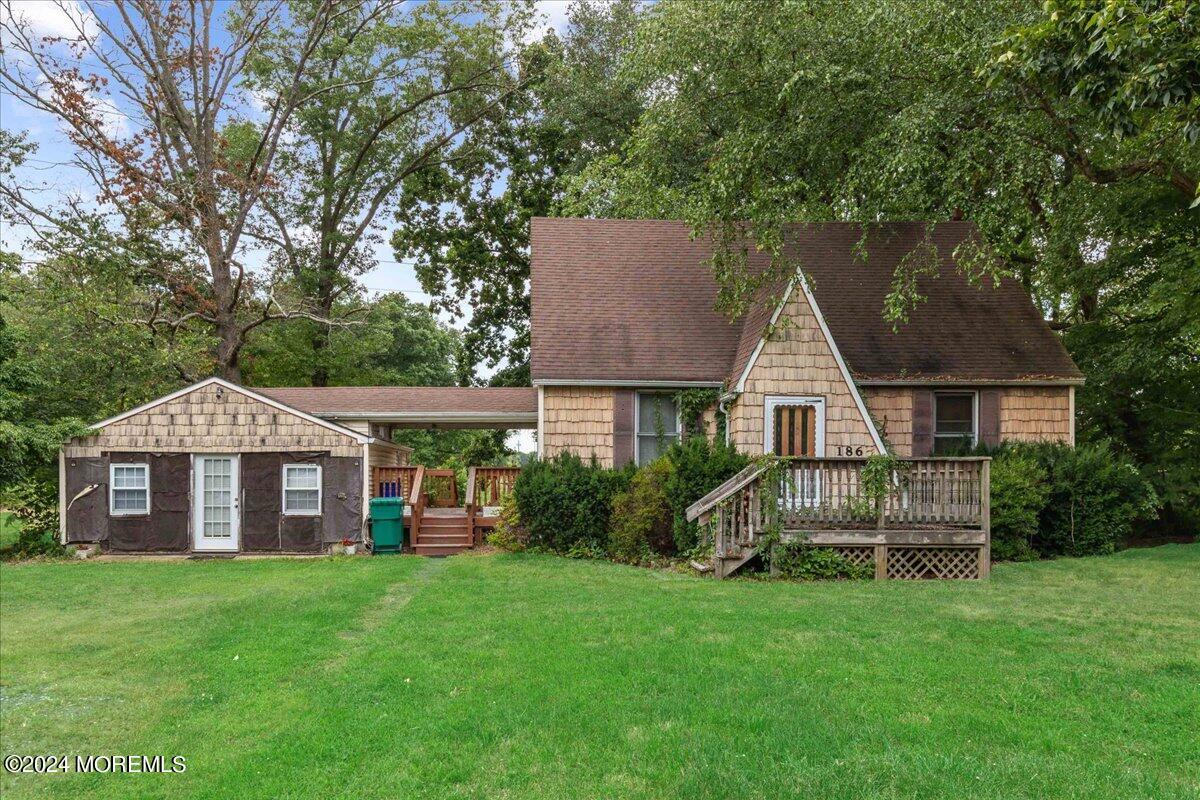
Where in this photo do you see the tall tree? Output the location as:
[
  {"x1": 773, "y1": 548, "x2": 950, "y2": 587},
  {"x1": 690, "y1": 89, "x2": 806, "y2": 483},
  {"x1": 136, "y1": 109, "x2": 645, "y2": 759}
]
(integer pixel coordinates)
[
  {"x1": 562, "y1": 0, "x2": 1199, "y2": 531},
  {"x1": 391, "y1": 0, "x2": 644, "y2": 374},
  {"x1": 0, "y1": 0, "x2": 347, "y2": 380},
  {"x1": 244, "y1": 0, "x2": 532, "y2": 385}
]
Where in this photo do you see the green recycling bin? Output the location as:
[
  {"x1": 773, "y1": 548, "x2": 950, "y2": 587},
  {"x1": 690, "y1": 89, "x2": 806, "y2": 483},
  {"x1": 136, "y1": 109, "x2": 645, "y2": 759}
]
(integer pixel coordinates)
[{"x1": 369, "y1": 496, "x2": 405, "y2": 554}]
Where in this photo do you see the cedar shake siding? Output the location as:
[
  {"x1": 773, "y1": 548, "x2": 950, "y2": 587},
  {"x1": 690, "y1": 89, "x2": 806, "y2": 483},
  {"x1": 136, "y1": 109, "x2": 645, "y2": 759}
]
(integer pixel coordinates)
[
  {"x1": 1000, "y1": 387, "x2": 1073, "y2": 443},
  {"x1": 64, "y1": 382, "x2": 362, "y2": 458},
  {"x1": 861, "y1": 386, "x2": 1073, "y2": 456},
  {"x1": 540, "y1": 386, "x2": 615, "y2": 467},
  {"x1": 862, "y1": 388, "x2": 914, "y2": 455},
  {"x1": 61, "y1": 380, "x2": 367, "y2": 552},
  {"x1": 727, "y1": 288, "x2": 880, "y2": 457}
]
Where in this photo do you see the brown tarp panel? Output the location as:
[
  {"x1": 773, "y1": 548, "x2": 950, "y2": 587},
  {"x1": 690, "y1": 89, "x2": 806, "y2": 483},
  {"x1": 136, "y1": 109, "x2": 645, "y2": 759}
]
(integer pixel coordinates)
[
  {"x1": 242, "y1": 452, "x2": 283, "y2": 551},
  {"x1": 64, "y1": 457, "x2": 108, "y2": 542},
  {"x1": 911, "y1": 389, "x2": 934, "y2": 457},
  {"x1": 979, "y1": 389, "x2": 1002, "y2": 448},
  {"x1": 612, "y1": 390, "x2": 635, "y2": 467},
  {"x1": 321, "y1": 456, "x2": 363, "y2": 545},
  {"x1": 62, "y1": 449, "x2": 361, "y2": 553},
  {"x1": 107, "y1": 453, "x2": 190, "y2": 552}
]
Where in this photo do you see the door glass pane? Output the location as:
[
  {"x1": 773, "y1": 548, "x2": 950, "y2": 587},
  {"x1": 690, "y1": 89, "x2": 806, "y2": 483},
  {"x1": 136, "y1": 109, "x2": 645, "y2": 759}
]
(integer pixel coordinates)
[{"x1": 202, "y1": 458, "x2": 233, "y2": 537}]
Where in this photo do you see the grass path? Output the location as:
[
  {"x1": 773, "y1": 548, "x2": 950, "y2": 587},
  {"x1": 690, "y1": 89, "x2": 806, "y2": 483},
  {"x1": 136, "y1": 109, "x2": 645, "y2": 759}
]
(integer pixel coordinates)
[{"x1": 1, "y1": 546, "x2": 1197, "y2": 799}]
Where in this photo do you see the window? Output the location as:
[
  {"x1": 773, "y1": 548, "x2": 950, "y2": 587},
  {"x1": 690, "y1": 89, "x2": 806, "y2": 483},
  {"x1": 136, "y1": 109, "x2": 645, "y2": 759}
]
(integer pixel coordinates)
[
  {"x1": 636, "y1": 393, "x2": 679, "y2": 466},
  {"x1": 933, "y1": 392, "x2": 977, "y2": 455},
  {"x1": 283, "y1": 464, "x2": 322, "y2": 515},
  {"x1": 110, "y1": 463, "x2": 149, "y2": 515}
]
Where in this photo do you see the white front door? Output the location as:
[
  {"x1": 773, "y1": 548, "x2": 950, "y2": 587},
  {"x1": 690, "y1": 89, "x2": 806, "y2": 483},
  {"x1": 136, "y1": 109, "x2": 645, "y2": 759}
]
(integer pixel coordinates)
[{"x1": 193, "y1": 455, "x2": 240, "y2": 552}]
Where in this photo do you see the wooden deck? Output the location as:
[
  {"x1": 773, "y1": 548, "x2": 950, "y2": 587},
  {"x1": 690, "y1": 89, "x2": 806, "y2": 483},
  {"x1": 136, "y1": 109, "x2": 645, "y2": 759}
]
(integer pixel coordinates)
[
  {"x1": 371, "y1": 465, "x2": 520, "y2": 555},
  {"x1": 687, "y1": 457, "x2": 991, "y2": 579}
]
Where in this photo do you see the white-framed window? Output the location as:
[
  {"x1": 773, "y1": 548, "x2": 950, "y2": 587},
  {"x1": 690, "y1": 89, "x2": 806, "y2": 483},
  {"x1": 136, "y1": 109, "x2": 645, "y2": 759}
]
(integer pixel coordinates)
[
  {"x1": 635, "y1": 392, "x2": 680, "y2": 466},
  {"x1": 110, "y1": 463, "x2": 149, "y2": 516},
  {"x1": 933, "y1": 391, "x2": 978, "y2": 455},
  {"x1": 282, "y1": 464, "x2": 322, "y2": 515}
]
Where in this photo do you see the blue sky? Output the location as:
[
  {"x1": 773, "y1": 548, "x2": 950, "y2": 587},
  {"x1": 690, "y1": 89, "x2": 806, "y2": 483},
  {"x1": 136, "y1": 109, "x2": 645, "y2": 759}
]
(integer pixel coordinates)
[
  {"x1": 1, "y1": 1, "x2": 574, "y2": 451},
  {"x1": 0, "y1": 0, "x2": 573, "y2": 304}
]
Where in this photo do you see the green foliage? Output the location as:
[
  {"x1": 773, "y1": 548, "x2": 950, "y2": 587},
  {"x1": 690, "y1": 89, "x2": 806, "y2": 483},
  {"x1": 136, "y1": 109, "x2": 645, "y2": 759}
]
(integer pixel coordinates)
[
  {"x1": 1032, "y1": 441, "x2": 1159, "y2": 557},
  {"x1": 662, "y1": 435, "x2": 749, "y2": 553},
  {"x1": 392, "y1": 0, "x2": 645, "y2": 369},
  {"x1": 0, "y1": 481, "x2": 67, "y2": 560},
  {"x1": 609, "y1": 458, "x2": 675, "y2": 562},
  {"x1": 486, "y1": 493, "x2": 527, "y2": 552},
  {"x1": 674, "y1": 388, "x2": 719, "y2": 436},
  {"x1": 989, "y1": 448, "x2": 1051, "y2": 562},
  {"x1": 984, "y1": 441, "x2": 1159, "y2": 559},
  {"x1": 513, "y1": 452, "x2": 633, "y2": 553},
  {"x1": 770, "y1": 539, "x2": 873, "y2": 581}
]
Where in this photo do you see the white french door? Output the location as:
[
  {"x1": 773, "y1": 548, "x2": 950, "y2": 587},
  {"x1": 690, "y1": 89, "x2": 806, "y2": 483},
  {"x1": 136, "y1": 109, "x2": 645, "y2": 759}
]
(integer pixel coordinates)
[{"x1": 192, "y1": 455, "x2": 240, "y2": 552}]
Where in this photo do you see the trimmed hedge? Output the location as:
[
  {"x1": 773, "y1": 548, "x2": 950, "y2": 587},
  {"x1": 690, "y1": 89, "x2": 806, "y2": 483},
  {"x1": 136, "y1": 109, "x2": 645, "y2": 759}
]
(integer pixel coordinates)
[
  {"x1": 663, "y1": 436, "x2": 749, "y2": 553},
  {"x1": 609, "y1": 458, "x2": 674, "y2": 562},
  {"x1": 987, "y1": 441, "x2": 1158, "y2": 560},
  {"x1": 512, "y1": 452, "x2": 633, "y2": 552}
]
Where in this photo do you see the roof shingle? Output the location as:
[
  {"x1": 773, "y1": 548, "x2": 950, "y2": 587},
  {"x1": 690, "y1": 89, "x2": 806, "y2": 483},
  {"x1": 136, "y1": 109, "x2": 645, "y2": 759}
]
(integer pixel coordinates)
[{"x1": 530, "y1": 218, "x2": 1082, "y2": 385}]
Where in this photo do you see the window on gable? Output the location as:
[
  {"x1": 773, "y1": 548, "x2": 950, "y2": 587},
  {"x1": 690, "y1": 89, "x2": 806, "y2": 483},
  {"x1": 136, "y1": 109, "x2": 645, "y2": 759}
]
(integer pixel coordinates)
[
  {"x1": 636, "y1": 393, "x2": 679, "y2": 466},
  {"x1": 283, "y1": 464, "x2": 322, "y2": 515},
  {"x1": 110, "y1": 463, "x2": 149, "y2": 515},
  {"x1": 933, "y1": 392, "x2": 977, "y2": 455}
]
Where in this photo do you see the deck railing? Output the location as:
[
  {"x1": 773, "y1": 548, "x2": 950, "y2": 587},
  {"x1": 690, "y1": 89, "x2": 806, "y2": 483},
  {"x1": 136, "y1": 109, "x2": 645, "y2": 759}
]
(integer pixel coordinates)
[
  {"x1": 687, "y1": 457, "x2": 991, "y2": 579},
  {"x1": 372, "y1": 466, "x2": 419, "y2": 499},
  {"x1": 468, "y1": 466, "x2": 521, "y2": 508}
]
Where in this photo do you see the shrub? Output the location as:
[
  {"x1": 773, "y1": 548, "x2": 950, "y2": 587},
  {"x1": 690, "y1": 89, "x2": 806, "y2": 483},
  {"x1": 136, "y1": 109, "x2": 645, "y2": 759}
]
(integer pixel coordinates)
[
  {"x1": 1, "y1": 479, "x2": 67, "y2": 560},
  {"x1": 1031, "y1": 441, "x2": 1158, "y2": 557},
  {"x1": 485, "y1": 493, "x2": 527, "y2": 552},
  {"x1": 663, "y1": 436, "x2": 749, "y2": 553},
  {"x1": 609, "y1": 458, "x2": 675, "y2": 562},
  {"x1": 512, "y1": 452, "x2": 632, "y2": 553},
  {"x1": 988, "y1": 447, "x2": 1049, "y2": 562},
  {"x1": 771, "y1": 539, "x2": 872, "y2": 581}
]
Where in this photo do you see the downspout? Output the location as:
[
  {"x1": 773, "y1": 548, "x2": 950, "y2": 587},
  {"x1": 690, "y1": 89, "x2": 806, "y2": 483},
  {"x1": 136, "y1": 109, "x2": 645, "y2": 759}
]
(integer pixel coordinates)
[{"x1": 718, "y1": 391, "x2": 736, "y2": 447}]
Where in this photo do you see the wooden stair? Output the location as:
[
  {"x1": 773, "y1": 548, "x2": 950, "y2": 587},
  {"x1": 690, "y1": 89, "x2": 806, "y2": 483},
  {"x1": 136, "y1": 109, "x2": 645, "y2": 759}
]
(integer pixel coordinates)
[{"x1": 412, "y1": 508, "x2": 472, "y2": 556}]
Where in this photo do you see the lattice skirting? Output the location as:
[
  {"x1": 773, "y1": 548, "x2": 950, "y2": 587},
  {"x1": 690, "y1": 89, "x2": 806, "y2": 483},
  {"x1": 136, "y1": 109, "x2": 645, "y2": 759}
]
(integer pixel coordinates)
[
  {"x1": 887, "y1": 546, "x2": 981, "y2": 580},
  {"x1": 829, "y1": 546, "x2": 875, "y2": 568}
]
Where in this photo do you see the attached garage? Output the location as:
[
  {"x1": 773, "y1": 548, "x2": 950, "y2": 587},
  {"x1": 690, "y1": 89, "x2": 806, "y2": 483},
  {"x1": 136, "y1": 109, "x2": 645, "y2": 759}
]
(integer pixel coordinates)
[{"x1": 59, "y1": 378, "x2": 377, "y2": 554}]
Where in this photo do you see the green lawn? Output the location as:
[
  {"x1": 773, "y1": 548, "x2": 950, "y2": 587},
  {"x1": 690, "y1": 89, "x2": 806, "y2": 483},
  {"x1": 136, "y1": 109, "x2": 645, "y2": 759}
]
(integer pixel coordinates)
[
  {"x1": 0, "y1": 512, "x2": 20, "y2": 550},
  {"x1": 1, "y1": 547, "x2": 1197, "y2": 800}
]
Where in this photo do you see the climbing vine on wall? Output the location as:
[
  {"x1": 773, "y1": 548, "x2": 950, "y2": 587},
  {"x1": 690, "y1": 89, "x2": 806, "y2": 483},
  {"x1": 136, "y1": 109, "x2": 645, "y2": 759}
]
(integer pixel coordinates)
[{"x1": 675, "y1": 388, "x2": 720, "y2": 437}]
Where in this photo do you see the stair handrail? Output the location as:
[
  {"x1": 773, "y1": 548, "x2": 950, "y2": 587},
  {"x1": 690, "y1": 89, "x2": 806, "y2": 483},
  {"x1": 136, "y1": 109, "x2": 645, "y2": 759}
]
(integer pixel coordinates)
[
  {"x1": 406, "y1": 465, "x2": 426, "y2": 548},
  {"x1": 685, "y1": 461, "x2": 769, "y2": 524}
]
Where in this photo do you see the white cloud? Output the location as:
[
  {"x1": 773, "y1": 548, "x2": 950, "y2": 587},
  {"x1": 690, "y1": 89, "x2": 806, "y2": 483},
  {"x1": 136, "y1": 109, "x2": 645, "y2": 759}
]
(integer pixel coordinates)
[
  {"x1": 525, "y1": 0, "x2": 574, "y2": 44},
  {"x1": 1, "y1": 0, "x2": 98, "y2": 42}
]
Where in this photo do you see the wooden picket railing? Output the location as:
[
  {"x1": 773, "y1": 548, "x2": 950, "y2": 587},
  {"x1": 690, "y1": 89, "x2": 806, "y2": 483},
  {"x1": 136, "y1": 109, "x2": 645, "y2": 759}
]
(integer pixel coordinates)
[
  {"x1": 687, "y1": 457, "x2": 991, "y2": 579},
  {"x1": 372, "y1": 466, "x2": 420, "y2": 500},
  {"x1": 465, "y1": 465, "x2": 521, "y2": 545},
  {"x1": 468, "y1": 466, "x2": 521, "y2": 508},
  {"x1": 422, "y1": 469, "x2": 459, "y2": 508}
]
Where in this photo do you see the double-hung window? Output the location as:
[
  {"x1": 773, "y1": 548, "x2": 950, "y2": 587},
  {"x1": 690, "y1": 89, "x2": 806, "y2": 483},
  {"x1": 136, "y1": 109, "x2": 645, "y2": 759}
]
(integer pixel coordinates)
[
  {"x1": 933, "y1": 392, "x2": 977, "y2": 455},
  {"x1": 636, "y1": 393, "x2": 679, "y2": 466},
  {"x1": 110, "y1": 463, "x2": 149, "y2": 515},
  {"x1": 283, "y1": 464, "x2": 322, "y2": 515}
]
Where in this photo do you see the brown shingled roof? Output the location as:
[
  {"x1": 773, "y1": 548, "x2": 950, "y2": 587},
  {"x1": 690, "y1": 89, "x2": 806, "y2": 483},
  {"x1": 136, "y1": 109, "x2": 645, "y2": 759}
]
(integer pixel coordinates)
[
  {"x1": 530, "y1": 218, "x2": 1082, "y2": 385},
  {"x1": 256, "y1": 386, "x2": 538, "y2": 415}
]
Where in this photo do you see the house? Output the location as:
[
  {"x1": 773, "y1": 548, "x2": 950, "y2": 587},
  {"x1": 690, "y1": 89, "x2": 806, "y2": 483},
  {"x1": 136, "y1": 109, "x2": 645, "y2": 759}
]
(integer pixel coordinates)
[
  {"x1": 59, "y1": 218, "x2": 1080, "y2": 567},
  {"x1": 531, "y1": 218, "x2": 1081, "y2": 466}
]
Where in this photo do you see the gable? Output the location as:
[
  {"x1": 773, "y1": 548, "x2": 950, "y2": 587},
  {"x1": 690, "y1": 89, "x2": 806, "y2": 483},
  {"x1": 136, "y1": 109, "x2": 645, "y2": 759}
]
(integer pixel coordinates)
[
  {"x1": 727, "y1": 282, "x2": 884, "y2": 456},
  {"x1": 64, "y1": 380, "x2": 366, "y2": 458}
]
